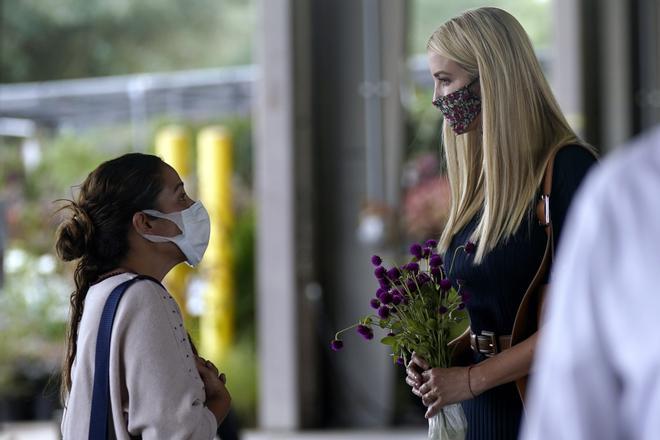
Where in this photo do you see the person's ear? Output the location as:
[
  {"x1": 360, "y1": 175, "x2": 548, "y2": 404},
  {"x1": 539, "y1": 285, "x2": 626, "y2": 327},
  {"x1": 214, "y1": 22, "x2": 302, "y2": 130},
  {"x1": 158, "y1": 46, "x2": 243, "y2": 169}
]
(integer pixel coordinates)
[{"x1": 132, "y1": 212, "x2": 156, "y2": 236}]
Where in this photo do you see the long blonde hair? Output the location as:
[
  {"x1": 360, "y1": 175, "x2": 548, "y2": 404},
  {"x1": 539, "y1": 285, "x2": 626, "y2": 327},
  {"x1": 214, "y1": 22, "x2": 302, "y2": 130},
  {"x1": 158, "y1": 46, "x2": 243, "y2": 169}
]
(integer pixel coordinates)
[{"x1": 430, "y1": 7, "x2": 592, "y2": 262}]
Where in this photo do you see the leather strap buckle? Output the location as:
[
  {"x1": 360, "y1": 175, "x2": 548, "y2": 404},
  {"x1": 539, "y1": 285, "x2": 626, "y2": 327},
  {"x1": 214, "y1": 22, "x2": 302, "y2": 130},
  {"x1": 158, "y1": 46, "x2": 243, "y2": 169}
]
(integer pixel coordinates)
[
  {"x1": 470, "y1": 330, "x2": 511, "y2": 358},
  {"x1": 477, "y1": 331, "x2": 498, "y2": 357},
  {"x1": 539, "y1": 194, "x2": 551, "y2": 226}
]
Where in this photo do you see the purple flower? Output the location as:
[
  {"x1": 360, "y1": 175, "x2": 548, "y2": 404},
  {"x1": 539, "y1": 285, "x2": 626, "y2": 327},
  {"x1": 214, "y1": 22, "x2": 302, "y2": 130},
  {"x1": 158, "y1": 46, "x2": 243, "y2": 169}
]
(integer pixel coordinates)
[
  {"x1": 376, "y1": 288, "x2": 387, "y2": 299},
  {"x1": 386, "y1": 267, "x2": 401, "y2": 280},
  {"x1": 417, "y1": 273, "x2": 431, "y2": 285},
  {"x1": 423, "y1": 247, "x2": 432, "y2": 258},
  {"x1": 378, "y1": 279, "x2": 390, "y2": 289},
  {"x1": 425, "y1": 239, "x2": 438, "y2": 248},
  {"x1": 330, "y1": 339, "x2": 344, "y2": 351},
  {"x1": 409, "y1": 243, "x2": 423, "y2": 259},
  {"x1": 381, "y1": 292, "x2": 393, "y2": 305},
  {"x1": 465, "y1": 241, "x2": 476, "y2": 254},
  {"x1": 371, "y1": 255, "x2": 382, "y2": 266},
  {"x1": 387, "y1": 332, "x2": 395, "y2": 337},
  {"x1": 431, "y1": 267, "x2": 442, "y2": 282},
  {"x1": 396, "y1": 357, "x2": 405, "y2": 366},
  {"x1": 406, "y1": 262, "x2": 420, "y2": 273},
  {"x1": 357, "y1": 324, "x2": 374, "y2": 340},
  {"x1": 370, "y1": 298, "x2": 381, "y2": 309},
  {"x1": 429, "y1": 254, "x2": 443, "y2": 267},
  {"x1": 438, "y1": 305, "x2": 448, "y2": 314},
  {"x1": 406, "y1": 279, "x2": 417, "y2": 292},
  {"x1": 392, "y1": 294, "x2": 402, "y2": 305},
  {"x1": 440, "y1": 278, "x2": 452, "y2": 291},
  {"x1": 378, "y1": 306, "x2": 391, "y2": 319},
  {"x1": 374, "y1": 266, "x2": 386, "y2": 279},
  {"x1": 458, "y1": 303, "x2": 466, "y2": 310}
]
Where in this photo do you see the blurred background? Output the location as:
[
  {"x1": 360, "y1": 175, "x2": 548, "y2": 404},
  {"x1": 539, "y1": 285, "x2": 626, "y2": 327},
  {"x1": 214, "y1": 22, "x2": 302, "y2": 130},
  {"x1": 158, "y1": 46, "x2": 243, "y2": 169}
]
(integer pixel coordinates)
[{"x1": 0, "y1": 0, "x2": 658, "y2": 438}]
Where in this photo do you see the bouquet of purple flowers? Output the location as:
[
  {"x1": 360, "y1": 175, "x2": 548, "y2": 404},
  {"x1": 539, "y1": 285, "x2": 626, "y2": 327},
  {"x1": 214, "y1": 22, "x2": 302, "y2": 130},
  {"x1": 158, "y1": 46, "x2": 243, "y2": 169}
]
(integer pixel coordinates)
[
  {"x1": 331, "y1": 239, "x2": 470, "y2": 367},
  {"x1": 330, "y1": 239, "x2": 472, "y2": 439}
]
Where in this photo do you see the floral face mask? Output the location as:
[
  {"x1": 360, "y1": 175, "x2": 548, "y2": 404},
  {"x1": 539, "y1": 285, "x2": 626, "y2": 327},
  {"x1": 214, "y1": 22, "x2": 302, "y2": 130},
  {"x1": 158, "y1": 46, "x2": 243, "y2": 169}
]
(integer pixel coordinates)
[{"x1": 432, "y1": 76, "x2": 481, "y2": 134}]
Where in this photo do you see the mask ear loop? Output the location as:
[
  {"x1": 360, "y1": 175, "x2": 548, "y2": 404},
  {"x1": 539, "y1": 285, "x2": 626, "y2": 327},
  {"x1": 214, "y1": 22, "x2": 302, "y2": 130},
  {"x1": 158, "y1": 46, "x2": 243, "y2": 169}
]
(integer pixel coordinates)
[{"x1": 141, "y1": 209, "x2": 186, "y2": 237}]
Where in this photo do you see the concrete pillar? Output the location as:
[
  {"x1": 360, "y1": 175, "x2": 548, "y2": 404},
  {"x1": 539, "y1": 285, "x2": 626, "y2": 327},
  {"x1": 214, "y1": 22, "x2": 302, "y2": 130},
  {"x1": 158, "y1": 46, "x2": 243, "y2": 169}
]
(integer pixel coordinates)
[
  {"x1": 255, "y1": 0, "x2": 407, "y2": 429},
  {"x1": 254, "y1": 0, "x2": 300, "y2": 430},
  {"x1": 599, "y1": 0, "x2": 633, "y2": 151},
  {"x1": 637, "y1": 0, "x2": 660, "y2": 131},
  {"x1": 382, "y1": 3, "x2": 407, "y2": 211},
  {"x1": 551, "y1": 0, "x2": 586, "y2": 137},
  {"x1": 311, "y1": 0, "x2": 406, "y2": 427},
  {"x1": 553, "y1": 0, "x2": 658, "y2": 149},
  {"x1": 254, "y1": 0, "x2": 316, "y2": 430}
]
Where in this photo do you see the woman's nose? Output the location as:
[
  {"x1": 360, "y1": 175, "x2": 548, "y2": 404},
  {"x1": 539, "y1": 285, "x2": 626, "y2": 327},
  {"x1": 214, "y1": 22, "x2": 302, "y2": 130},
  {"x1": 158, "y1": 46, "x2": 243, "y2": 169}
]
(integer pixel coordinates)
[{"x1": 432, "y1": 85, "x2": 440, "y2": 102}]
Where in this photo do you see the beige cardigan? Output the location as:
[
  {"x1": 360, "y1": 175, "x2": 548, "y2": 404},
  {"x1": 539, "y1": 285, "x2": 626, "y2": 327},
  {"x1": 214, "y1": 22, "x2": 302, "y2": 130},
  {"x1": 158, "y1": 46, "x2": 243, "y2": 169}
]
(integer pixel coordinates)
[{"x1": 61, "y1": 273, "x2": 217, "y2": 439}]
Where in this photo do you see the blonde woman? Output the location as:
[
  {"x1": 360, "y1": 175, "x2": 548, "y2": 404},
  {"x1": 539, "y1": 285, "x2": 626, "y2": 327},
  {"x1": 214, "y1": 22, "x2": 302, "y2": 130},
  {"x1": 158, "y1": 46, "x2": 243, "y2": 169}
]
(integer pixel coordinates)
[{"x1": 405, "y1": 7, "x2": 597, "y2": 439}]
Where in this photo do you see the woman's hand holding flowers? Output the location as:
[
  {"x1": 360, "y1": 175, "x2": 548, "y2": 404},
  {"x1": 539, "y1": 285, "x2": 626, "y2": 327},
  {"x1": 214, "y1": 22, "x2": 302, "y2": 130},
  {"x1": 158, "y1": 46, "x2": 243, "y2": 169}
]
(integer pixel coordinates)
[
  {"x1": 406, "y1": 352, "x2": 475, "y2": 418},
  {"x1": 331, "y1": 239, "x2": 474, "y2": 431}
]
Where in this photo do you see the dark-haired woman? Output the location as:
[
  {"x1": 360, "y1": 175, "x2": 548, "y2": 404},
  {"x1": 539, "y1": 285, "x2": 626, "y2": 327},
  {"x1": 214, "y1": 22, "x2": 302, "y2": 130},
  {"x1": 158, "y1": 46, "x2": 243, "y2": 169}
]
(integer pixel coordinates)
[{"x1": 57, "y1": 153, "x2": 230, "y2": 439}]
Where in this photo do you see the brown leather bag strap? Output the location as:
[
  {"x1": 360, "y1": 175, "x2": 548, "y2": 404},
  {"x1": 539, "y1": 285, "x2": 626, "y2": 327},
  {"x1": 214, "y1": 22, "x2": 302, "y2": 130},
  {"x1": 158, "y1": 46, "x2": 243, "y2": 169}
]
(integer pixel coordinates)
[
  {"x1": 512, "y1": 147, "x2": 562, "y2": 405},
  {"x1": 514, "y1": 144, "x2": 597, "y2": 406},
  {"x1": 542, "y1": 150, "x2": 557, "y2": 196},
  {"x1": 535, "y1": 147, "x2": 560, "y2": 260},
  {"x1": 537, "y1": 149, "x2": 559, "y2": 228}
]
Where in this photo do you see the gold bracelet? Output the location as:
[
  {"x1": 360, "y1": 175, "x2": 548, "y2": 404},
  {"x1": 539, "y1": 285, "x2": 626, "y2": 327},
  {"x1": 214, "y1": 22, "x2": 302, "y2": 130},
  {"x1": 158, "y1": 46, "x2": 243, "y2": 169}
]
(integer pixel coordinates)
[{"x1": 467, "y1": 365, "x2": 476, "y2": 398}]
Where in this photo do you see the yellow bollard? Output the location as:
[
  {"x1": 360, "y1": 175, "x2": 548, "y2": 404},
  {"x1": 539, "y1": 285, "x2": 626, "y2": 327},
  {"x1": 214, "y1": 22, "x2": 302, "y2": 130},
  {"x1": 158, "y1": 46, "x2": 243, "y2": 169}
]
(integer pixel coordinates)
[
  {"x1": 155, "y1": 125, "x2": 194, "y2": 322},
  {"x1": 197, "y1": 126, "x2": 234, "y2": 364}
]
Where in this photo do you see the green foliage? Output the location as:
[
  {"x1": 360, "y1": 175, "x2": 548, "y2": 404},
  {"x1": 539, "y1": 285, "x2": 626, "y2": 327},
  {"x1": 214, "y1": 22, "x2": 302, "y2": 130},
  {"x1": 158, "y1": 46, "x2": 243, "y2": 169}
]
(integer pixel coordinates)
[
  {"x1": 2, "y1": 129, "x2": 133, "y2": 254},
  {"x1": 223, "y1": 117, "x2": 254, "y2": 187},
  {"x1": 409, "y1": 0, "x2": 552, "y2": 55},
  {"x1": 0, "y1": 248, "x2": 70, "y2": 395},
  {"x1": 232, "y1": 207, "x2": 255, "y2": 339},
  {"x1": 0, "y1": 138, "x2": 23, "y2": 182},
  {"x1": 0, "y1": 0, "x2": 255, "y2": 82},
  {"x1": 404, "y1": 85, "x2": 443, "y2": 160},
  {"x1": 220, "y1": 334, "x2": 257, "y2": 427},
  {"x1": 29, "y1": 132, "x2": 131, "y2": 200}
]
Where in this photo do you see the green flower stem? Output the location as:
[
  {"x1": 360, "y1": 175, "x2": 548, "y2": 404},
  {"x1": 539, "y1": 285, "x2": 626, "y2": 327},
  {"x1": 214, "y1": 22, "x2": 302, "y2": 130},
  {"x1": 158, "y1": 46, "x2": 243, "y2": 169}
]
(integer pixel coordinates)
[
  {"x1": 448, "y1": 245, "x2": 465, "y2": 277},
  {"x1": 400, "y1": 276, "x2": 424, "y2": 305},
  {"x1": 334, "y1": 322, "x2": 362, "y2": 340},
  {"x1": 411, "y1": 276, "x2": 432, "y2": 324}
]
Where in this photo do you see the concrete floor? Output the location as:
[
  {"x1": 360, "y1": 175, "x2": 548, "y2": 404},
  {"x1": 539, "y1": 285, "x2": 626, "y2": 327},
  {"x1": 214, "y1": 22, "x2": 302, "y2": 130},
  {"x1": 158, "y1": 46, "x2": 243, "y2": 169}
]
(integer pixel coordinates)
[
  {"x1": 243, "y1": 430, "x2": 427, "y2": 440},
  {"x1": 0, "y1": 423, "x2": 427, "y2": 440},
  {"x1": 0, "y1": 422, "x2": 59, "y2": 440}
]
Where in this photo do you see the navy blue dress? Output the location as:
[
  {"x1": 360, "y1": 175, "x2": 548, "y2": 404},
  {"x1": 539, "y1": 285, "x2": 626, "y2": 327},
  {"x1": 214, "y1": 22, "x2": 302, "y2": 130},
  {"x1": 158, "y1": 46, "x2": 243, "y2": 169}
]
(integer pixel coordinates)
[{"x1": 443, "y1": 146, "x2": 596, "y2": 439}]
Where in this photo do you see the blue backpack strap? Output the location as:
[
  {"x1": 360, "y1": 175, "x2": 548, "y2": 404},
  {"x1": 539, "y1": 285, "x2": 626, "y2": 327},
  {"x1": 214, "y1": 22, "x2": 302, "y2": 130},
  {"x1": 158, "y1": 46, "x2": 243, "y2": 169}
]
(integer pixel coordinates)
[{"x1": 88, "y1": 274, "x2": 161, "y2": 440}]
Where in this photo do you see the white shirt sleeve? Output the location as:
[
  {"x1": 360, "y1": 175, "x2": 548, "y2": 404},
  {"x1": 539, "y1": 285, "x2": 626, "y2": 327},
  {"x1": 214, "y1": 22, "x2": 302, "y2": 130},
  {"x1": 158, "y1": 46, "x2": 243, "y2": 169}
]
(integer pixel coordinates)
[
  {"x1": 522, "y1": 129, "x2": 660, "y2": 440},
  {"x1": 520, "y1": 171, "x2": 620, "y2": 440},
  {"x1": 111, "y1": 279, "x2": 217, "y2": 439}
]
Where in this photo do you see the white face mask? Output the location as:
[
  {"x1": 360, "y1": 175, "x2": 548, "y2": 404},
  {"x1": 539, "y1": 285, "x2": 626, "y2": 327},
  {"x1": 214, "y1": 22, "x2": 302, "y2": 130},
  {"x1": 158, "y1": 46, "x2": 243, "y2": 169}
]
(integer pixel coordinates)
[{"x1": 141, "y1": 201, "x2": 211, "y2": 267}]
